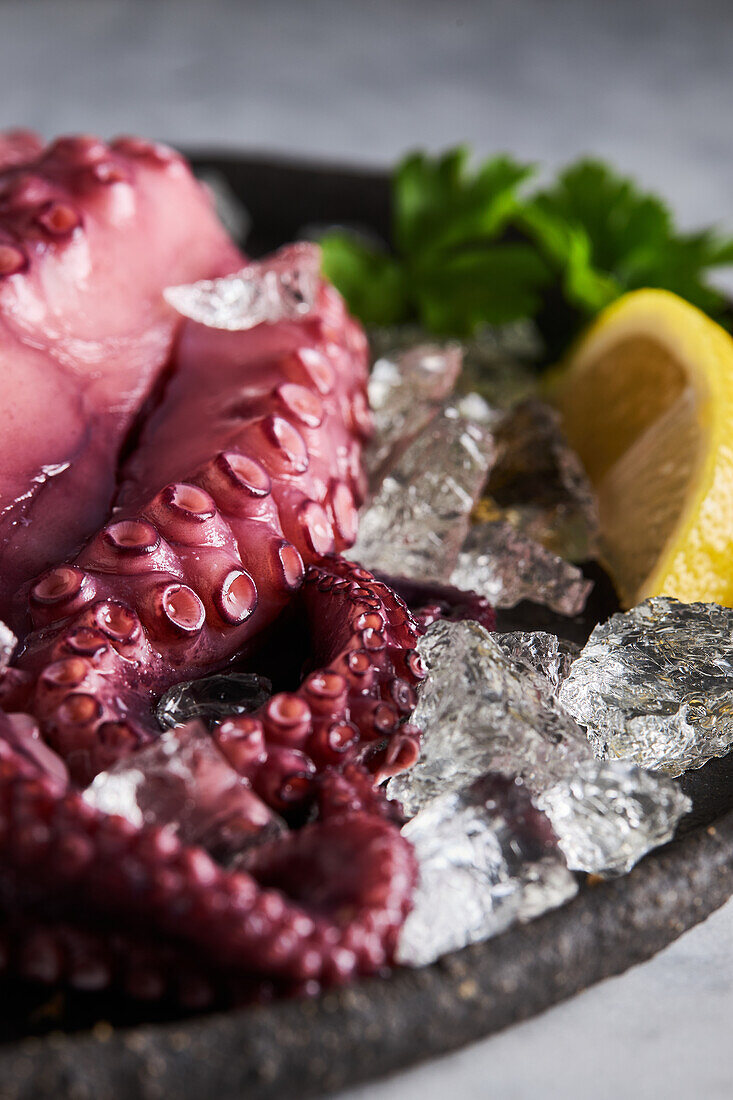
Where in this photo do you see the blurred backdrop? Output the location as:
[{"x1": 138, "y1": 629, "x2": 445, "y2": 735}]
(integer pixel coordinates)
[{"x1": 1, "y1": 0, "x2": 733, "y2": 230}]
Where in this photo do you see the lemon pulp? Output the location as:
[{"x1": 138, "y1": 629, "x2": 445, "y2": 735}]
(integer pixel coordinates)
[{"x1": 553, "y1": 289, "x2": 733, "y2": 607}]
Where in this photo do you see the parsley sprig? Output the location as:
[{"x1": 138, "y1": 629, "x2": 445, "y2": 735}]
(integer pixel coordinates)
[{"x1": 319, "y1": 148, "x2": 733, "y2": 350}]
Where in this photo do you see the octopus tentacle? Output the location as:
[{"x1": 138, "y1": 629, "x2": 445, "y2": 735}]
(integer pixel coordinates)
[
  {"x1": 0, "y1": 758, "x2": 415, "y2": 1004},
  {"x1": 0, "y1": 134, "x2": 241, "y2": 627},
  {"x1": 0, "y1": 561, "x2": 421, "y2": 1003},
  {"x1": 0, "y1": 129, "x2": 44, "y2": 171},
  {"x1": 376, "y1": 573, "x2": 497, "y2": 633},
  {"x1": 17, "y1": 282, "x2": 370, "y2": 784},
  {"x1": 0, "y1": 134, "x2": 430, "y2": 1007},
  {"x1": 213, "y1": 556, "x2": 426, "y2": 815}
]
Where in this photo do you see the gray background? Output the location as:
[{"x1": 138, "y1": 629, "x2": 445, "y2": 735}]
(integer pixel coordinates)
[{"x1": 2, "y1": 1, "x2": 733, "y2": 1096}]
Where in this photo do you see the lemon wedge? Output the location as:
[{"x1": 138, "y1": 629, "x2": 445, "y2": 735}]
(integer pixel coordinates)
[{"x1": 553, "y1": 288, "x2": 733, "y2": 608}]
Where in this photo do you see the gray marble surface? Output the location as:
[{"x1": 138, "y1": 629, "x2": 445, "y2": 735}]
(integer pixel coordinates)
[
  {"x1": 2, "y1": 1, "x2": 733, "y2": 1096},
  {"x1": 2, "y1": 0, "x2": 733, "y2": 230}
]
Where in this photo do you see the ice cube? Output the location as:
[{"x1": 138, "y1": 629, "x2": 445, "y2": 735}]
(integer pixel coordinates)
[
  {"x1": 369, "y1": 321, "x2": 542, "y2": 409},
  {"x1": 351, "y1": 407, "x2": 496, "y2": 583},
  {"x1": 366, "y1": 343, "x2": 463, "y2": 486},
  {"x1": 478, "y1": 400, "x2": 600, "y2": 562},
  {"x1": 84, "y1": 723, "x2": 284, "y2": 862},
  {"x1": 387, "y1": 620, "x2": 590, "y2": 816},
  {"x1": 396, "y1": 773, "x2": 577, "y2": 966},
  {"x1": 536, "y1": 759, "x2": 689, "y2": 876},
  {"x1": 451, "y1": 521, "x2": 592, "y2": 616},
  {"x1": 559, "y1": 596, "x2": 733, "y2": 776},
  {"x1": 164, "y1": 243, "x2": 320, "y2": 330},
  {"x1": 388, "y1": 620, "x2": 690, "y2": 877},
  {"x1": 494, "y1": 630, "x2": 580, "y2": 693},
  {"x1": 156, "y1": 672, "x2": 272, "y2": 730}
]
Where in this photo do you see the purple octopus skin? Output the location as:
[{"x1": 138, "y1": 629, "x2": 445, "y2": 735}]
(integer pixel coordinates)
[
  {"x1": 0, "y1": 711, "x2": 69, "y2": 793},
  {"x1": 0, "y1": 129, "x2": 45, "y2": 171},
  {"x1": 212, "y1": 556, "x2": 427, "y2": 804},
  {"x1": 0, "y1": 558, "x2": 421, "y2": 1004},
  {"x1": 0, "y1": 133, "x2": 241, "y2": 630},
  {"x1": 376, "y1": 572, "x2": 497, "y2": 633},
  {"x1": 0, "y1": 770, "x2": 416, "y2": 1002},
  {"x1": 0, "y1": 134, "x2": 426, "y2": 1005},
  {"x1": 16, "y1": 278, "x2": 372, "y2": 785}
]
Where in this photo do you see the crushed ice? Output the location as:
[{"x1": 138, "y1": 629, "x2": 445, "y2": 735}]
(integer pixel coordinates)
[
  {"x1": 396, "y1": 774, "x2": 577, "y2": 966},
  {"x1": 451, "y1": 521, "x2": 592, "y2": 616},
  {"x1": 156, "y1": 672, "x2": 272, "y2": 730},
  {"x1": 559, "y1": 597, "x2": 733, "y2": 776},
  {"x1": 84, "y1": 723, "x2": 284, "y2": 862},
  {"x1": 351, "y1": 406, "x2": 496, "y2": 582},
  {"x1": 390, "y1": 620, "x2": 689, "y2": 965},
  {"x1": 164, "y1": 242, "x2": 320, "y2": 330}
]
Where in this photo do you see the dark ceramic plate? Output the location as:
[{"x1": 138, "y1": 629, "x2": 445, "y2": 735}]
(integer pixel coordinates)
[{"x1": 2, "y1": 152, "x2": 733, "y2": 1100}]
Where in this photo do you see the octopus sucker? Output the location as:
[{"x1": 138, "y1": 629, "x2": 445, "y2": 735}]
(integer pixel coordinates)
[
  {"x1": 0, "y1": 132, "x2": 241, "y2": 628},
  {"x1": 0, "y1": 643, "x2": 417, "y2": 1003},
  {"x1": 0, "y1": 132, "x2": 426, "y2": 1005}
]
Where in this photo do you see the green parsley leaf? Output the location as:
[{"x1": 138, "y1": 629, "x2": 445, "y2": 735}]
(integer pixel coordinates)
[
  {"x1": 516, "y1": 202, "x2": 619, "y2": 313},
  {"x1": 532, "y1": 160, "x2": 672, "y2": 278},
  {"x1": 414, "y1": 244, "x2": 550, "y2": 335},
  {"x1": 527, "y1": 159, "x2": 733, "y2": 323},
  {"x1": 394, "y1": 147, "x2": 533, "y2": 260},
  {"x1": 317, "y1": 148, "x2": 733, "y2": 357},
  {"x1": 319, "y1": 231, "x2": 408, "y2": 326}
]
